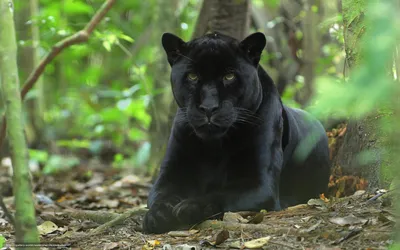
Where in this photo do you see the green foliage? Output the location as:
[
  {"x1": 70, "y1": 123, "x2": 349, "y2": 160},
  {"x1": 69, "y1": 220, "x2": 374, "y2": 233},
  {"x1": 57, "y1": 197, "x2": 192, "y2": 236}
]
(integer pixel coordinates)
[
  {"x1": 29, "y1": 149, "x2": 49, "y2": 164},
  {"x1": 0, "y1": 235, "x2": 5, "y2": 248},
  {"x1": 13, "y1": 0, "x2": 200, "y2": 171},
  {"x1": 43, "y1": 155, "x2": 80, "y2": 175},
  {"x1": 308, "y1": 0, "x2": 399, "y2": 120}
]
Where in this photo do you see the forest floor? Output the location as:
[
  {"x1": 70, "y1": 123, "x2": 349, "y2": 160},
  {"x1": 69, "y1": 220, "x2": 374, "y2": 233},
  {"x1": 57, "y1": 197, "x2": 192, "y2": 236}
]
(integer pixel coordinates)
[{"x1": 0, "y1": 124, "x2": 397, "y2": 250}]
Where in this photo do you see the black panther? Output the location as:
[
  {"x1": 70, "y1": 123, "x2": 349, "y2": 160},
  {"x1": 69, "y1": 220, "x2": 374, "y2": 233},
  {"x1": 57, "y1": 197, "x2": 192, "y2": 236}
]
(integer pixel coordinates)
[{"x1": 142, "y1": 31, "x2": 330, "y2": 234}]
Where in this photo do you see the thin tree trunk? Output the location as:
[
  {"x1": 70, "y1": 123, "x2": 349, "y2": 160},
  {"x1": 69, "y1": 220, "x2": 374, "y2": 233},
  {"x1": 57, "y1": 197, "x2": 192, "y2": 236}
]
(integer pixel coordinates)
[
  {"x1": 296, "y1": 0, "x2": 323, "y2": 106},
  {"x1": 16, "y1": 0, "x2": 44, "y2": 148},
  {"x1": 0, "y1": 0, "x2": 40, "y2": 248},
  {"x1": 148, "y1": 0, "x2": 179, "y2": 175}
]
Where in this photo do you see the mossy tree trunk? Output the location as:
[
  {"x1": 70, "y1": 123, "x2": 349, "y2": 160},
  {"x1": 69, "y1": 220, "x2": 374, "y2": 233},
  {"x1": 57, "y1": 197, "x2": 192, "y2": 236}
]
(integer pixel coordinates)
[
  {"x1": 334, "y1": 0, "x2": 392, "y2": 189},
  {"x1": 0, "y1": 0, "x2": 40, "y2": 248}
]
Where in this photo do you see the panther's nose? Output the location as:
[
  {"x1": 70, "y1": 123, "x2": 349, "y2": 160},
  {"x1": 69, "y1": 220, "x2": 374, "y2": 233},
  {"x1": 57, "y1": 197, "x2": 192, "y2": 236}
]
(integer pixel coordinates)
[{"x1": 199, "y1": 104, "x2": 218, "y2": 119}]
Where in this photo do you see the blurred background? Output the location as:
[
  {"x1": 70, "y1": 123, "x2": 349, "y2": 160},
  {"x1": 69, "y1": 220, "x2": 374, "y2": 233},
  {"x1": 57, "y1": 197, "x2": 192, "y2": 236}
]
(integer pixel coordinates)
[{"x1": 1, "y1": 0, "x2": 398, "y2": 199}]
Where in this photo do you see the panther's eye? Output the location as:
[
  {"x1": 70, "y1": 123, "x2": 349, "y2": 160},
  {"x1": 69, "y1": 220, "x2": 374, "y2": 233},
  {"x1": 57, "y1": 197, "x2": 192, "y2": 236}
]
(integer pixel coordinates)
[
  {"x1": 187, "y1": 73, "x2": 198, "y2": 81},
  {"x1": 223, "y1": 73, "x2": 235, "y2": 81}
]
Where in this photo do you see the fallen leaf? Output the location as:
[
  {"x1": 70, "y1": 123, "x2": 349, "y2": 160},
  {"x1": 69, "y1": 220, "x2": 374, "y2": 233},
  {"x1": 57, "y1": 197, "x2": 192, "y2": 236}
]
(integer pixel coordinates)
[
  {"x1": 103, "y1": 242, "x2": 119, "y2": 250},
  {"x1": 320, "y1": 193, "x2": 329, "y2": 202},
  {"x1": 162, "y1": 244, "x2": 172, "y2": 250},
  {"x1": 121, "y1": 174, "x2": 140, "y2": 185},
  {"x1": 301, "y1": 216, "x2": 314, "y2": 222},
  {"x1": 378, "y1": 213, "x2": 396, "y2": 223},
  {"x1": 223, "y1": 212, "x2": 247, "y2": 223},
  {"x1": 244, "y1": 236, "x2": 271, "y2": 248},
  {"x1": 287, "y1": 204, "x2": 308, "y2": 210},
  {"x1": 228, "y1": 240, "x2": 242, "y2": 249},
  {"x1": 147, "y1": 240, "x2": 161, "y2": 247},
  {"x1": 300, "y1": 220, "x2": 322, "y2": 233},
  {"x1": 214, "y1": 229, "x2": 229, "y2": 245},
  {"x1": 173, "y1": 244, "x2": 198, "y2": 250},
  {"x1": 307, "y1": 199, "x2": 328, "y2": 210},
  {"x1": 0, "y1": 218, "x2": 8, "y2": 226},
  {"x1": 99, "y1": 199, "x2": 119, "y2": 208},
  {"x1": 329, "y1": 214, "x2": 367, "y2": 226},
  {"x1": 37, "y1": 221, "x2": 59, "y2": 235},
  {"x1": 247, "y1": 212, "x2": 264, "y2": 224},
  {"x1": 168, "y1": 230, "x2": 198, "y2": 237},
  {"x1": 353, "y1": 190, "x2": 366, "y2": 196}
]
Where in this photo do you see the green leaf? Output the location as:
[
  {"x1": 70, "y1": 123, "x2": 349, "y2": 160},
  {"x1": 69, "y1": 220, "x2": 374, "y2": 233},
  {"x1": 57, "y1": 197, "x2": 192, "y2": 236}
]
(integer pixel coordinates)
[
  {"x1": 29, "y1": 149, "x2": 49, "y2": 164},
  {"x1": 128, "y1": 127, "x2": 146, "y2": 141},
  {"x1": 118, "y1": 33, "x2": 134, "y2": 43},
  {"x1": 0, "y1": 235, "x2": 5, "y2": 248},
  {"x1": 102, "y1": 40, "x2": 112, "y2": 52},
  {"x1": 43, "y1": 155, "x2": 80, "y2": 175},
  {"x1": 64, "y1": 0, "x2": 93, "y2": 15}
]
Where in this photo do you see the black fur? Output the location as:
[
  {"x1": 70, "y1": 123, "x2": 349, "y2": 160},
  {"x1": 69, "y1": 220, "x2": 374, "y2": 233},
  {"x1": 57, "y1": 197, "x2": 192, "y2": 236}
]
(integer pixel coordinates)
[{"x1": 142, "y1": 32, "x2": 330, "y2": 234}]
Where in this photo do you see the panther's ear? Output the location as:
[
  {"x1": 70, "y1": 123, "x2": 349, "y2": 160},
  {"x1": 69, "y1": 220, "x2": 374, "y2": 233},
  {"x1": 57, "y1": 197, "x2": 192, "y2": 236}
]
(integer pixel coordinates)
[
  {"x1": 162, "y1": 33, "x2": 186, "y2": 66},
  {"x1": 239, "y1": 32, "x2": 266, "y2": 66}
]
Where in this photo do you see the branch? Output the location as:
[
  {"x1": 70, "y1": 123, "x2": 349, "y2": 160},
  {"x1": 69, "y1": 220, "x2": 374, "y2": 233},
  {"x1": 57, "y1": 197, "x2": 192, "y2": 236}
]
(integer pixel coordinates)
[
  {"x1": 0, "y1": 194, "x2": 14, "y2": 225},
  {"x1": 0, "y1": 0, "x2": 117, "y2": 150}
]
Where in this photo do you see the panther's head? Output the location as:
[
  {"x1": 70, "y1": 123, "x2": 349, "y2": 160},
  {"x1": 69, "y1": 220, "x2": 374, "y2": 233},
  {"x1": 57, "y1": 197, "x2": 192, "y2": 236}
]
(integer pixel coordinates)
[{"x1": 162, "y1": 32, "x2": 266, "y2": 140}]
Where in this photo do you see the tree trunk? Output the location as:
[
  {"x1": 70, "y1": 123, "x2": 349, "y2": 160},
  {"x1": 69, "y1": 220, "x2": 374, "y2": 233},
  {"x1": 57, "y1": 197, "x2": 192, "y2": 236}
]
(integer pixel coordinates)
[
  {"x1": 334, "y1": 0, "x2": 387, "y2": 189},
  {"x1": 192, "y1": 0, "x2": 250, "y2": 40},
  {"x1": 0, "y1": 0, "x2": 40, "y2": 247},
  {"x1": 15, "y1": 0, "x2": 45, "y2": 148},
  {"x1": 296, "y1": 0, "x2": 323, "y2": 106}
]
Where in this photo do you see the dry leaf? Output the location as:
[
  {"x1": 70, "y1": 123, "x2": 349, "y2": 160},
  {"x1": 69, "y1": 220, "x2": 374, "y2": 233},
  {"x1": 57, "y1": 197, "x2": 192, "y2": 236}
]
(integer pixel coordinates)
[
  {"x1": 244, "y1": 236, "x2": 271, "y2": 248},
  {"x1": 214, "y1": 229, "x2": 229, "y2": 245},
  {"x1": 37, "y1": 221, "x2": 59, "y2": 235},
  {"x1": 148, "y1": 240, "x2": 161, "y2": 247},
  {"x1": 247, "y1": 212, "x2": 264, "y2": 224},
  {"x1": 287, "y1": 204, "x2": 308, "y2": 210},
  {"x1": 228, "y1": 240, "x2": 242, "y2": 249},
  {"x1": 329, "y1": 214, "x2": 367, "y2": 226},
  {"x1": 300, "y1": 220, "x2": 322, "y2": 233},
  {"x1": 168, "y1": 230, "x2": 198, "y2": 237},
  {"x1": 223, "y1": 212, "x2": 247, "y2": 223},
  {"x1": 103, "y1": 242, "x2": 119, "y2": 250}
]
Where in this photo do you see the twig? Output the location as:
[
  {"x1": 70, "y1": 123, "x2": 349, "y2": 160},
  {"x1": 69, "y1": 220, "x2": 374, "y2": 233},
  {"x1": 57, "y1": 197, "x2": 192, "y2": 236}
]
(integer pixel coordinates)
[
  {"x1": 332, "y1": 228, "x2": 362, "y2": 245},
  {"x1": 269, "y1": 240, "x2": 297, "y2": 249},
  {"x1": 195, "y1": 220, "x2": 299, "y2": 235},
  {"x1": 0, "y1": 194, "x2": 14, "y2": 225},
  {"x1": 366, "y1": 188, "x2": 398, "y2": 204},
  {"x1": 89, "y1": 207, "x2": 147, "y2": 235},
  {"x1": 58, "y1": 207, "x2": 147, "y2": 243},
  {"x1": 0, "y1": 0, "x2": 117, "y2": 150},
  {"x1": 63, "y1": 209, "x2": 120, "y2": 224}
]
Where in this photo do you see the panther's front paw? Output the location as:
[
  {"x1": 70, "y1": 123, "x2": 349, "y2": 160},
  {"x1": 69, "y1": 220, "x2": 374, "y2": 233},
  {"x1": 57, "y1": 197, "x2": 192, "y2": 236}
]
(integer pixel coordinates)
[
  {"x1": 172, "y1": 198, "x2": 220, "y2": 225},
  {"x1": 142, "y1": 203, "x2": 180, "y2": 234}
]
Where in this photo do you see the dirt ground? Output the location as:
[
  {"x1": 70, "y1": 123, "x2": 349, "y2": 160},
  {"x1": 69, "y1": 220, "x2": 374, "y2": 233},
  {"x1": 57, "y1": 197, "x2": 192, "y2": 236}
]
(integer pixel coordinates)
[{"x1": 0, "y1": 160, "x2": 396, "y2": 250}]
